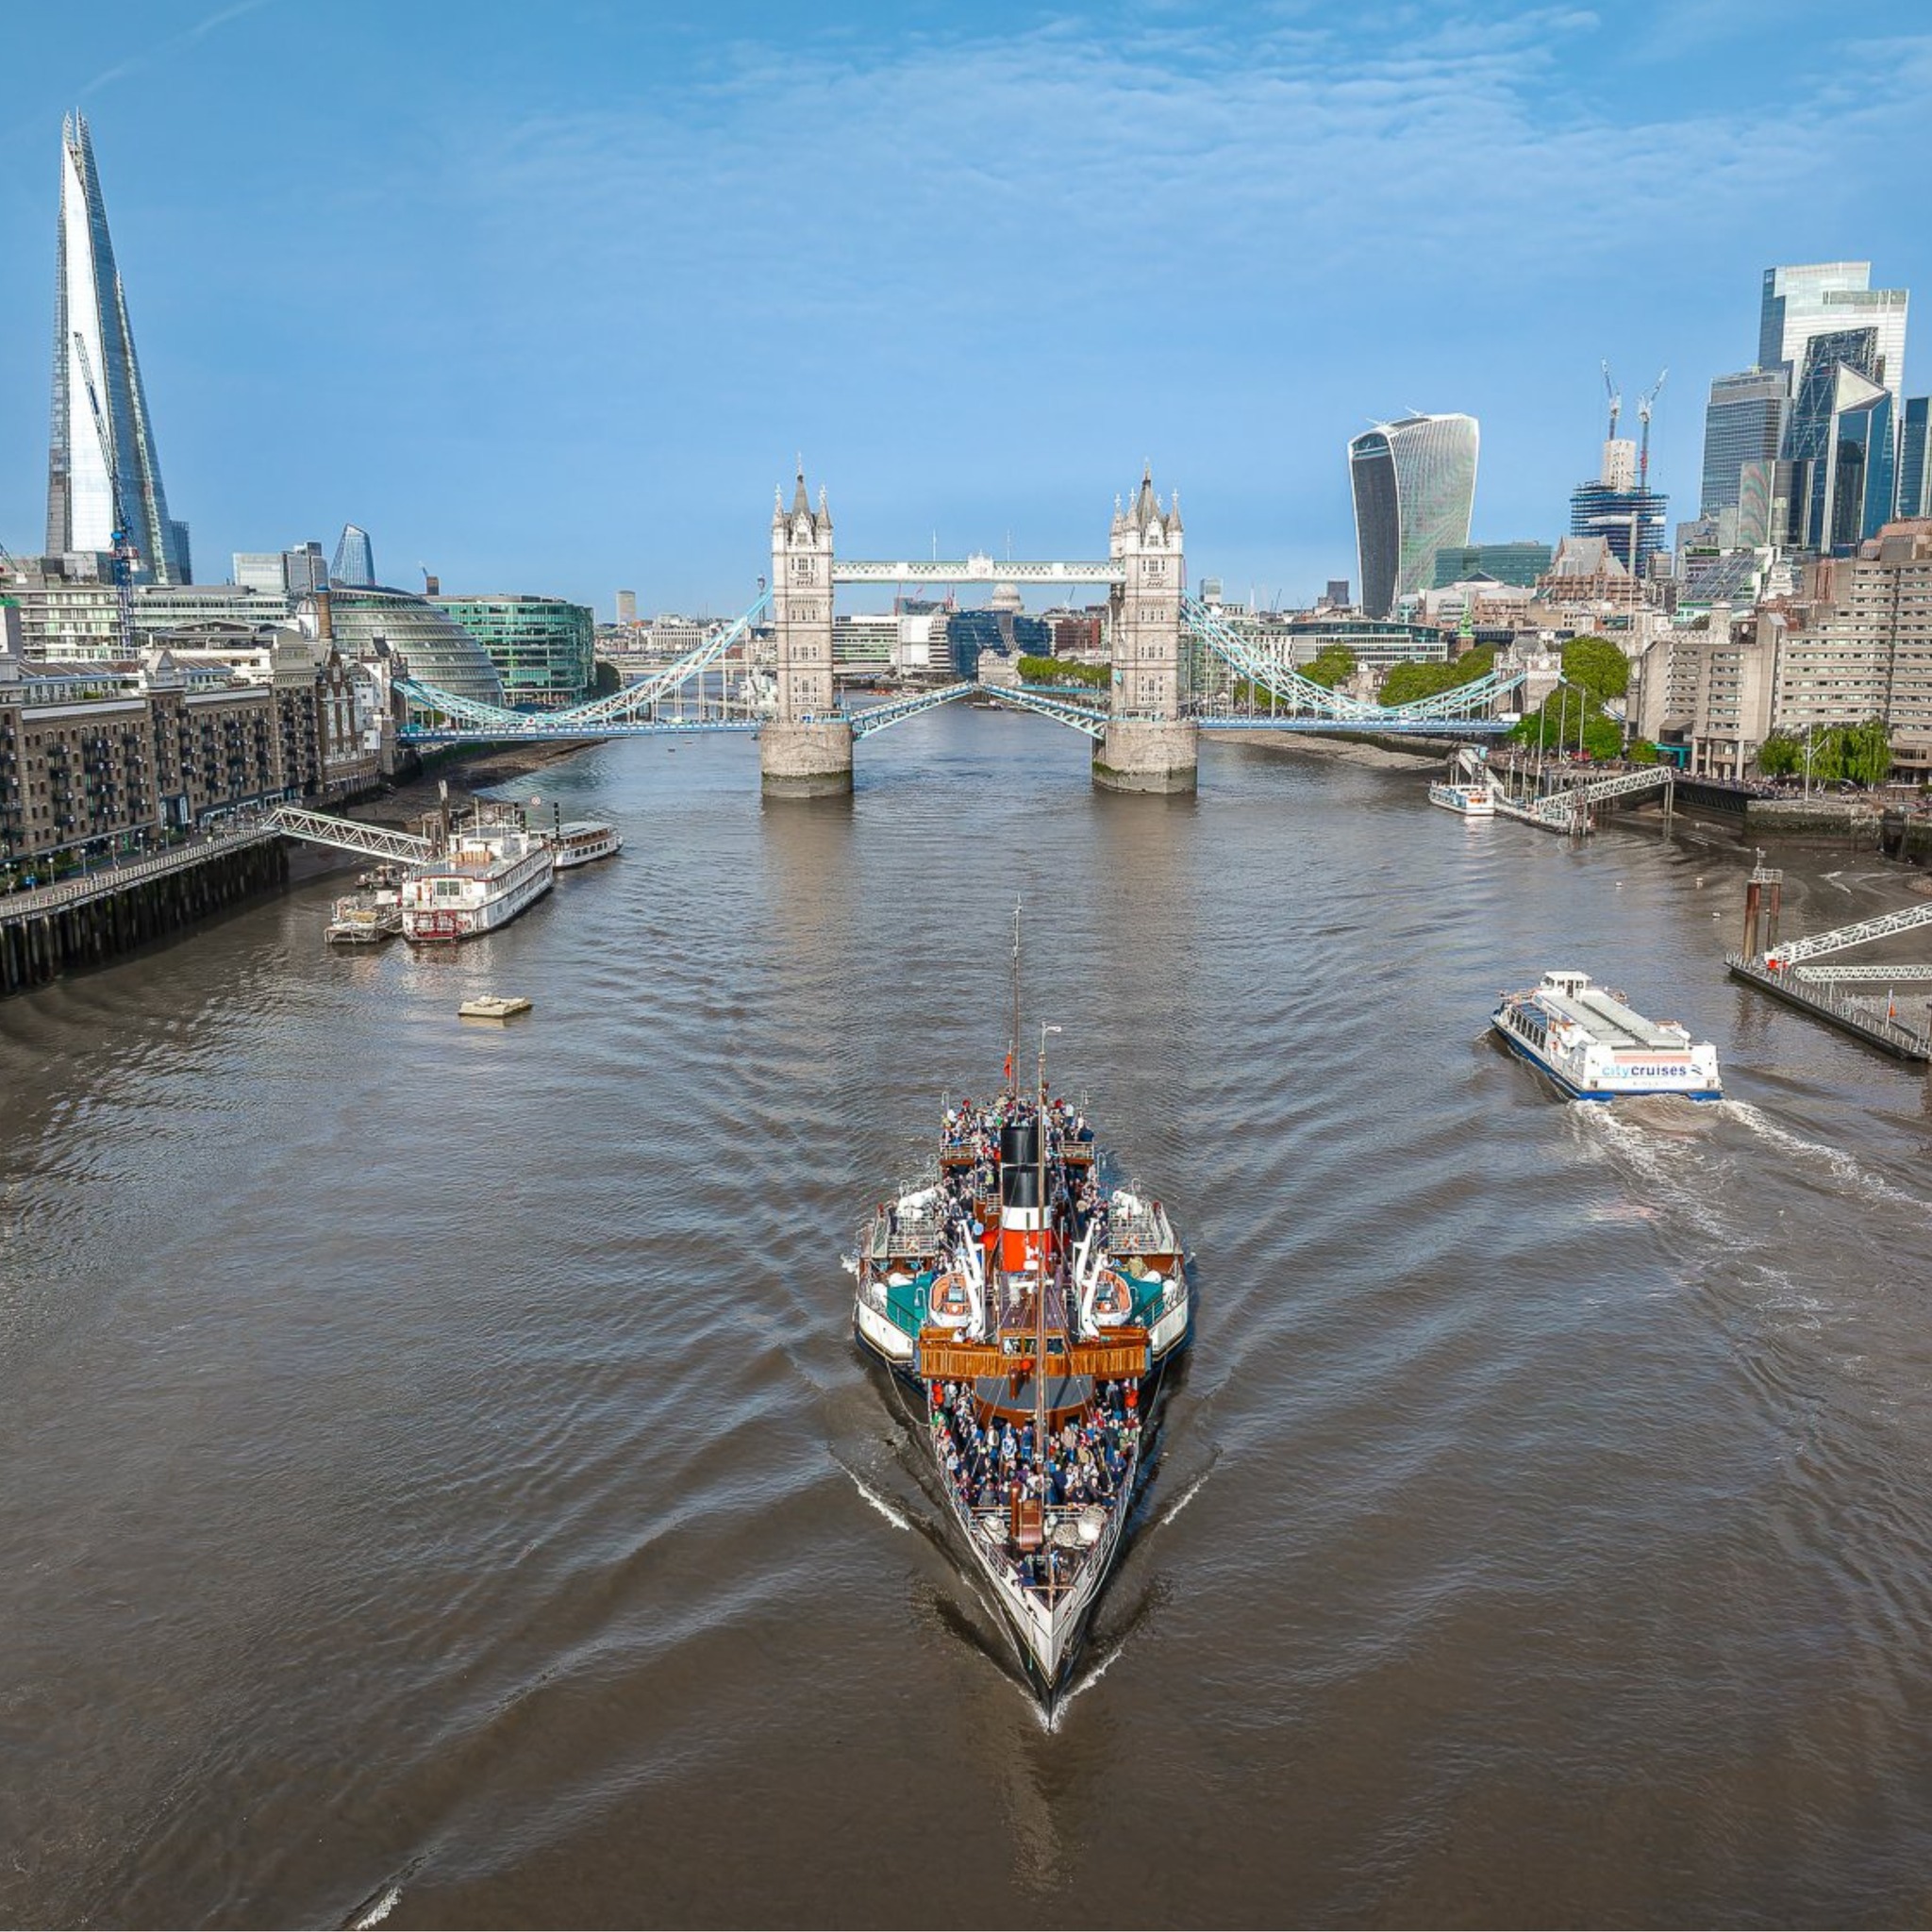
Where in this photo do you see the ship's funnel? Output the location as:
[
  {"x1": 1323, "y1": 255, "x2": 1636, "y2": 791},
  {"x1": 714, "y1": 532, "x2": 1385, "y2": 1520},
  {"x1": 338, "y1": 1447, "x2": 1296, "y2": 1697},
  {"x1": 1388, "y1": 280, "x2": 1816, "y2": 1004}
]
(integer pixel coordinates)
[{"x1": 999, "y1": 1121, "x2": 1039, "y2": 1192}]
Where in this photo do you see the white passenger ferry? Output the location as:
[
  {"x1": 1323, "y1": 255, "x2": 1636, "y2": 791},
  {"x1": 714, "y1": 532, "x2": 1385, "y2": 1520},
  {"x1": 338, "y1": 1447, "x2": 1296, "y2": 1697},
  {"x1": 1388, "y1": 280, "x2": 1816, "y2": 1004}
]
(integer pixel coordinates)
[
  {"x1": 400, "y1": 816, "x2": 554, "y2": 943},
  {"x1": 1430, "y1": 745, "x2": 1496, "y2": 816},
  {"x1": 544, "y1": 819, "x2": 624, "y2": 869},
  {"x1": 1491, "y1": 970, "x2": 1723, "y2": 1101},
  {"x1": 1428, "y1": 777, "x2": 1496, "y2": 816}
]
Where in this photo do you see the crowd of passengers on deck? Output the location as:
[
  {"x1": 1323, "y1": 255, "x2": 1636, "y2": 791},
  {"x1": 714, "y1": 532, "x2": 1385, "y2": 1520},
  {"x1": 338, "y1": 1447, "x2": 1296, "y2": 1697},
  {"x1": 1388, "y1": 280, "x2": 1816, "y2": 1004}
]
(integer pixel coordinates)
[
  {"x1": 929, "y1": 1377, "x2": 1139, "y2": 1591},
  {"x1": 936, "y1": 1096, "x2": 1104, "y2": 1241}
]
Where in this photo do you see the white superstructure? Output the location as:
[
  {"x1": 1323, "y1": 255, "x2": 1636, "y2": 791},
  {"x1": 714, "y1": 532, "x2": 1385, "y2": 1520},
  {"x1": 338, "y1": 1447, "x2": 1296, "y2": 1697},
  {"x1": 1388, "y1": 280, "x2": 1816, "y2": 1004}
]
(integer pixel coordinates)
[
  {"x1": 545, "y1": 819, "x2": 623, "y2": 869},
  {"x1": 400, "y1": 819, "x2": 554, "y2": 943},
  {"x1": 1492, "y1": 970, "x2": 1723, "y2": 1101},
  {"x1": 1428, "y1": 778, "x2": 1495, "y2": 816}
]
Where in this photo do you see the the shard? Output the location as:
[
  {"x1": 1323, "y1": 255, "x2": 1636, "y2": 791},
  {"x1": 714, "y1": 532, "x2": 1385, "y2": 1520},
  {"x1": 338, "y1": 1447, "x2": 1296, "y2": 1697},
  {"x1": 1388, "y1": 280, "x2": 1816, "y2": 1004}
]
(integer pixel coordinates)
[{"x1": 45, "y1": 111, "x2": 192, "y2": 583}]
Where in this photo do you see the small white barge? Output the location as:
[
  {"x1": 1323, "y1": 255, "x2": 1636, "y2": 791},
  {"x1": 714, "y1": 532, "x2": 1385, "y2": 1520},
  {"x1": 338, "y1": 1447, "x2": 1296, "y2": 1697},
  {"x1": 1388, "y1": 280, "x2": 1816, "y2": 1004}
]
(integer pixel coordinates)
[
  {"x1": 1492, "y1": 970, "x2": 1722, "y2": 1101},
  {"x1": 1428, "y1": 778, "x2": 1496, "y2": 817},
  {"x1": 1429, "y1": 745, "x2": 1496, "y2": 817}
]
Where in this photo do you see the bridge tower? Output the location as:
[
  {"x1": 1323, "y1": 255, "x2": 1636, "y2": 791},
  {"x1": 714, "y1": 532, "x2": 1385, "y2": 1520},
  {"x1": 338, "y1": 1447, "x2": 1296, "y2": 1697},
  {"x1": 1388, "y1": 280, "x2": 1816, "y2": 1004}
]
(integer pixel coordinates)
[
  {"x1": 761, "y1": 466, "x2": 853, "y2": 796},
  {"x1": 1094, "y1": 466, "x2": 1197, "y2": 793}
]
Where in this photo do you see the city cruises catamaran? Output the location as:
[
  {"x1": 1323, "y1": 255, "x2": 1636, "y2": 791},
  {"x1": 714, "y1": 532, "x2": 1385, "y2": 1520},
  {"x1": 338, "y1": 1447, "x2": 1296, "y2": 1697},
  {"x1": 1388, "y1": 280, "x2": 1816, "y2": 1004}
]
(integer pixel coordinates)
[
  {"x1": 851, "y1": 912, "x2": 1191, "y2": 1698},
  {"x1": 1491, "y1": 970, "x2": 1724, "y2": 1101}
]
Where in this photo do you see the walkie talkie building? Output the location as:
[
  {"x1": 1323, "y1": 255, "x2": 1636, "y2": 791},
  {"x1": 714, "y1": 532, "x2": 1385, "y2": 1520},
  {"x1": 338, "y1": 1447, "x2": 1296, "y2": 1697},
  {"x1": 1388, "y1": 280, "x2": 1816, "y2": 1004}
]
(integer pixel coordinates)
[
  {"x1": 1348, "y1": 414, "x2": 1478, "y2": 619},
  {"x1": 45, "y1": 112, "x2": 192, "y2": 583}
]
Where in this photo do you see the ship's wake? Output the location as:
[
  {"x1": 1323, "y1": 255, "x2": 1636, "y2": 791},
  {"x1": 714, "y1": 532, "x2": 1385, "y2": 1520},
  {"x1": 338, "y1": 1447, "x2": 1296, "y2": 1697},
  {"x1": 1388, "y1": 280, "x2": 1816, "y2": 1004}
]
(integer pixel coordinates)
[
  {"x1": 341, "y1": 1857, "x2": 424, "y2": 1930},
  {"x1": 1716, "y1": 1099, "x2": 1926, "y2": 1210}
]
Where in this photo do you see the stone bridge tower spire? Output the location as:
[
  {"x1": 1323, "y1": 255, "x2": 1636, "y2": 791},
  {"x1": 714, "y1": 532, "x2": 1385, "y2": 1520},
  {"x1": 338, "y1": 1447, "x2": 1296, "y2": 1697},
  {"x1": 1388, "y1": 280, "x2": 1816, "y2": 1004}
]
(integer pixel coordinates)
[
  {"x1": 762, "y1": 464, "x2": 853, "y2": 796},
  {"x1": 1095, "y1": 464, "x2": 1197, "y2": 793}
]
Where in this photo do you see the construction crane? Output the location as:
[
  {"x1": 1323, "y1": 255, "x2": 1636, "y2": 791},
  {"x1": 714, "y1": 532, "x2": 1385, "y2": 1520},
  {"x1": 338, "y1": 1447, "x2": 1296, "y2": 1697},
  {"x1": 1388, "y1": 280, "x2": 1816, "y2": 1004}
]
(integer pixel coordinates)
[
  {"x1": 1601, "y1": 360, "x2": 1622, "y2": 442},
  {"x1": 1638, "y1": 368, "x2": 1668, "y2": 488},
  {"x1": 70, "y1": 331, "x2": 138, "y2": 658}
]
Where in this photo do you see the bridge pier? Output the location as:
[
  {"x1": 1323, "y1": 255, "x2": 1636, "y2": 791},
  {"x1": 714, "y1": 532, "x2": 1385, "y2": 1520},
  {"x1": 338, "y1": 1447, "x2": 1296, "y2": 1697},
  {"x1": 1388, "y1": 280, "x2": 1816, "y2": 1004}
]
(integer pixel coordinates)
[
  {"x1": 1092, "y1": 721, "x2": 1198, "y2": 794},
  {"x1": 760, "y1": 719, "x2": 854, "y2": 797}
]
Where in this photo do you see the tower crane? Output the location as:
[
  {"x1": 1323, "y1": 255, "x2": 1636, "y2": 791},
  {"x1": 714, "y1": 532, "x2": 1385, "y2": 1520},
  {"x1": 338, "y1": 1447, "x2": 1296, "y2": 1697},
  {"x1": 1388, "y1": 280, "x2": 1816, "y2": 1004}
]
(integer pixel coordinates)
[
  {"x1": 1638, "y1": 369, "x2": 1668, "y2": 489},
  {"x1": 1602, "y1": 360, "x2": 1622, "y2": 442},
  {"x1": 70, "y1": 331, "x2": 138, "y2": 658}
]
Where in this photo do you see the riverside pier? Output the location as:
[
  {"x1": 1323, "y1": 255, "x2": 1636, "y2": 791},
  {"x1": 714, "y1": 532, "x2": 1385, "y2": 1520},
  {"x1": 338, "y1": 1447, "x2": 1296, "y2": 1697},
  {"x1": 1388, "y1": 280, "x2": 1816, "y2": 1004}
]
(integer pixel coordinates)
[{"x1": 1726, "y1": 861, "x2": 1932, "y2": 1061}]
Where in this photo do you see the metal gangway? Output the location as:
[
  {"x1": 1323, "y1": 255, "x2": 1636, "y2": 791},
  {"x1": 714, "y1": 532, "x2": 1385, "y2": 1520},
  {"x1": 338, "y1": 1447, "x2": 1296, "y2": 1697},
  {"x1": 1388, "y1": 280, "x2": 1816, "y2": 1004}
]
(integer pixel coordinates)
[
  {"x1": 1491, "y1": 762, "x2": 1674, "y2": 836},
  {"x1": 1729, "y1": 881, "x2": 1932, "y2": 1061},
  {"x1": 256, "y1": 805, "x2": 431, "y2": 864}
]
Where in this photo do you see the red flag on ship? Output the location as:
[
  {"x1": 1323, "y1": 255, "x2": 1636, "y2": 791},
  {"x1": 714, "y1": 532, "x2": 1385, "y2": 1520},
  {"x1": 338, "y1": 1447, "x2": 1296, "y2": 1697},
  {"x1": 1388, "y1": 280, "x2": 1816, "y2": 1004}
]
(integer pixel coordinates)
[{"x1": 1003, "y1": 1050, "x2": 1013, "y2": 1084}]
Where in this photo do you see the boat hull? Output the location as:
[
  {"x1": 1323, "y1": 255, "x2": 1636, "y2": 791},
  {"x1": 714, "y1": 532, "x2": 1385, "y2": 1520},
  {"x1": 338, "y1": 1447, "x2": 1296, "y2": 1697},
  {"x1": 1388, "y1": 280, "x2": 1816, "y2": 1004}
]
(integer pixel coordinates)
[
  {"x1": 401, "y1": 856, "x2": 554, "y2": 943},
  {"x1": 1491, "y1": 1012, "x2": 1723, "y2": 1101},
  {"x1": 872, "y1": 1337, "x2": 1186, "y2": 1694}
]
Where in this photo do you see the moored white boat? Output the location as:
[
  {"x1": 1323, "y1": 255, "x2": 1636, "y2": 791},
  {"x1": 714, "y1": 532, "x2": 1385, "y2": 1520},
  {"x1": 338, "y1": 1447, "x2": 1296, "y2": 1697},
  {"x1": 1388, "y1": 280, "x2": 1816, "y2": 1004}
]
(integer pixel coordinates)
[
  {"x1": 544, "y1": 819, "x2": 624, "y2": 869},
  {"x1": 400, "y1": 813, "x2": 554, "y2": 943},
  {"x1": 1431, "y1": 744, "x2": 1496, "y2": 816},
  {"x1": 325, "y1": 864, "x2": 404, "y2": 944},
  {"x1": 1492, "y1": 969, "x2": 1722, "y2": 1101},
  {"x1": 1429, "y1": 778, "x2": 1496, "y2": 816}
]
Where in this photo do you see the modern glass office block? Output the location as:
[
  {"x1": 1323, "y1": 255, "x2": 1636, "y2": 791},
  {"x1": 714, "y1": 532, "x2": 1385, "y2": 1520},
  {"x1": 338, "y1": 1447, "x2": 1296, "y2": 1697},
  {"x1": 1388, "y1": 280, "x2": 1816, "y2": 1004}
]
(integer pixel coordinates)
[
  {"x1": 1348, "y1": 414, "x2": 1478, "y2": 619},
  {"x1": 45, "y1": 113, "x2": 191, "y2": 584}
]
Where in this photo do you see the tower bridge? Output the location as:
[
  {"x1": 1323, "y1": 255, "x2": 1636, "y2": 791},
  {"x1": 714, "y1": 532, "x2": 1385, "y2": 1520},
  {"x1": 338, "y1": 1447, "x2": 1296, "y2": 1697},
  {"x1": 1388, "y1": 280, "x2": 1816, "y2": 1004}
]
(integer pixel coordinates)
[{"x1": 391, "y1": 466, "x2": 1523, "y2": 791}]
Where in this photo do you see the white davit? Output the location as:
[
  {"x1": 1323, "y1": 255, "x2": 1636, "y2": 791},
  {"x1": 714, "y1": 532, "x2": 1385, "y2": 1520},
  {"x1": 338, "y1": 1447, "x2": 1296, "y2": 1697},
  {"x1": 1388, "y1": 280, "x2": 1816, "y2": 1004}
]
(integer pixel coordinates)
[{"x1": 1491, "y1": 970, "x2": 1723, "y2": 1101}]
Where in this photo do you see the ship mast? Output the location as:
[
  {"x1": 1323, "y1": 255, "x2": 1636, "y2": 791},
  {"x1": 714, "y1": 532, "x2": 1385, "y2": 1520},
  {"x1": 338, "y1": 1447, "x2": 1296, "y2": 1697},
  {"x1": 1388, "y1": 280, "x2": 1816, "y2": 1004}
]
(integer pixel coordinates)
[
  {"x1": 1008, "y1": 899, "x2": 1022, "y2": 1094},
  {"x1": 1036, "y1": 1019, "x2": 1059, "y2": 1473}
]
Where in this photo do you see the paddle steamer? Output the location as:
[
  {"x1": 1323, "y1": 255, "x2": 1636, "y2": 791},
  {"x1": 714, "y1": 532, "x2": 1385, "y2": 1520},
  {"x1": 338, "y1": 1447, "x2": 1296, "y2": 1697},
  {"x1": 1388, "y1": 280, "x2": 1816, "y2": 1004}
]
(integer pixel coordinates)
[{"x1": 852, "y1": 917, "x2": 1191, "y2": 1696}]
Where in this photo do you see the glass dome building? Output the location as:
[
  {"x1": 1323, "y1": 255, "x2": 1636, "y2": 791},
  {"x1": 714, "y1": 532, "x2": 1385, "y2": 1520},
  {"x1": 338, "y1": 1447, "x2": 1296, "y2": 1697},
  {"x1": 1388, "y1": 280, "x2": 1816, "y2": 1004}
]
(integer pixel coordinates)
[{"x1": 315, "y1": 587, "x2": 504, "y2": 706}]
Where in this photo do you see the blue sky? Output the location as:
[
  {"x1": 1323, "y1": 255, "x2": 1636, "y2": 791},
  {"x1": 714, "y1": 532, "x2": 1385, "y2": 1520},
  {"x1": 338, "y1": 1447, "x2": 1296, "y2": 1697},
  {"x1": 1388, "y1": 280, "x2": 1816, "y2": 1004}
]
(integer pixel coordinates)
[{"x1": 2, "y1": 0, "x2": 1929, "y2": 620}]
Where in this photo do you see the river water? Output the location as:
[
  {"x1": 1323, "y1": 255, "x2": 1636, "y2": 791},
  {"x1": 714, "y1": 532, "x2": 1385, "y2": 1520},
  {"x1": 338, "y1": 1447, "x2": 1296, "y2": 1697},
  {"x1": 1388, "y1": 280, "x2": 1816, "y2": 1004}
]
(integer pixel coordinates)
[{"x1": 6, "y1": 714, "x2": 1932, "y2": 1928}]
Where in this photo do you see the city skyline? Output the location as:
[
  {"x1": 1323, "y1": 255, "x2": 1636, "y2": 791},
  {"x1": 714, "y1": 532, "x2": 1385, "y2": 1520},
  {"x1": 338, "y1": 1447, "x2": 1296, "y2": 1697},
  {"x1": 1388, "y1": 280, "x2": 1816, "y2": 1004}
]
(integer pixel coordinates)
[{"x1": 4, "y1": 1, "x2": 1932, "y2": 615}]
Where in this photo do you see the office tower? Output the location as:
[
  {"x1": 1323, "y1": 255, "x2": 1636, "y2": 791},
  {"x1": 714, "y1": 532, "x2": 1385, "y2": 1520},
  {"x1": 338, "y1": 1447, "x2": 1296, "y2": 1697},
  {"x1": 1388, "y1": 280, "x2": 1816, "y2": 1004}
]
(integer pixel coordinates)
[
  {"x1": 1898, "y1": 399, "x2": 1932, "y2": 519},
  {"x1": 331, "y1": 523, "x2": 376, "y2": 588},
  {"x1": 1700, "y1": 369, "x2": 1788, "y2": 518},
  {"x1": 1782, "y1": 329, "x2": 1896, "y2": 553},
  {"x1": 432, "y1": 594, "x2": 596, "y2": 708},
  {"x1": 1347, "y1": 413, "x2": 1478, "y2": 619},
  {"x1": 615, "y1": 589, "x2": 638, "y2": 625},
  {"x1": 44, "y1": 112, "x2": 191, "y2": 583},
  {"x1": 1760, "y1": 263, "x2": 1907, "y2": 409},
  {"x1": 231, "y1": 552, "x2": 287, "y2": 596},
  {"x1": 283, "y1": 541, "x2": 328, "y2": 594},
  {"x1": 1324, "y1": 579, "x2": 1350, "y2": 608}
]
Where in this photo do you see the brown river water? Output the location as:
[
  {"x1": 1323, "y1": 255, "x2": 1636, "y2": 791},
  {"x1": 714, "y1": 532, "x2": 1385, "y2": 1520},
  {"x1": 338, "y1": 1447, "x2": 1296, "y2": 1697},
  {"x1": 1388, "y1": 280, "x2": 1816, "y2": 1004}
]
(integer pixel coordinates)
[{"x1": 5, "y1": 712, "x2": 1932, "y2": 1928}]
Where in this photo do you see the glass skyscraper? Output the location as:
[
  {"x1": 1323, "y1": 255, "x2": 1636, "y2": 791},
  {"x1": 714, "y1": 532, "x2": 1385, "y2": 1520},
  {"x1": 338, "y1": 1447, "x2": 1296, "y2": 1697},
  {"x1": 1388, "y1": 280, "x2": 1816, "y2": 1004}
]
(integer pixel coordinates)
[
  {"x1": 1781, "y1": 328, "x2": 1897, "y2": 554},
  {"x1": 44, "y1": 112, "x2": 191, "y2": 583},
  {"x1": 1760, "y1": 263, "x2": 1907, "y2": 410},
  {"x1": 1347, "y1": 414, "x2": 1479, "y2": 619},
  {"x1": 1899, "y1": 398, "x2": 1932, "y2": 520},
  {"x1": 331, "y1": 524, "x2": 376, "y2": 589},
  {"x1": 1699, "y1": 369, "x2": 1787, "y2": 518},
  {"x1": 1569, "y1": 481, "x2": 1670, "y2": 575}
]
